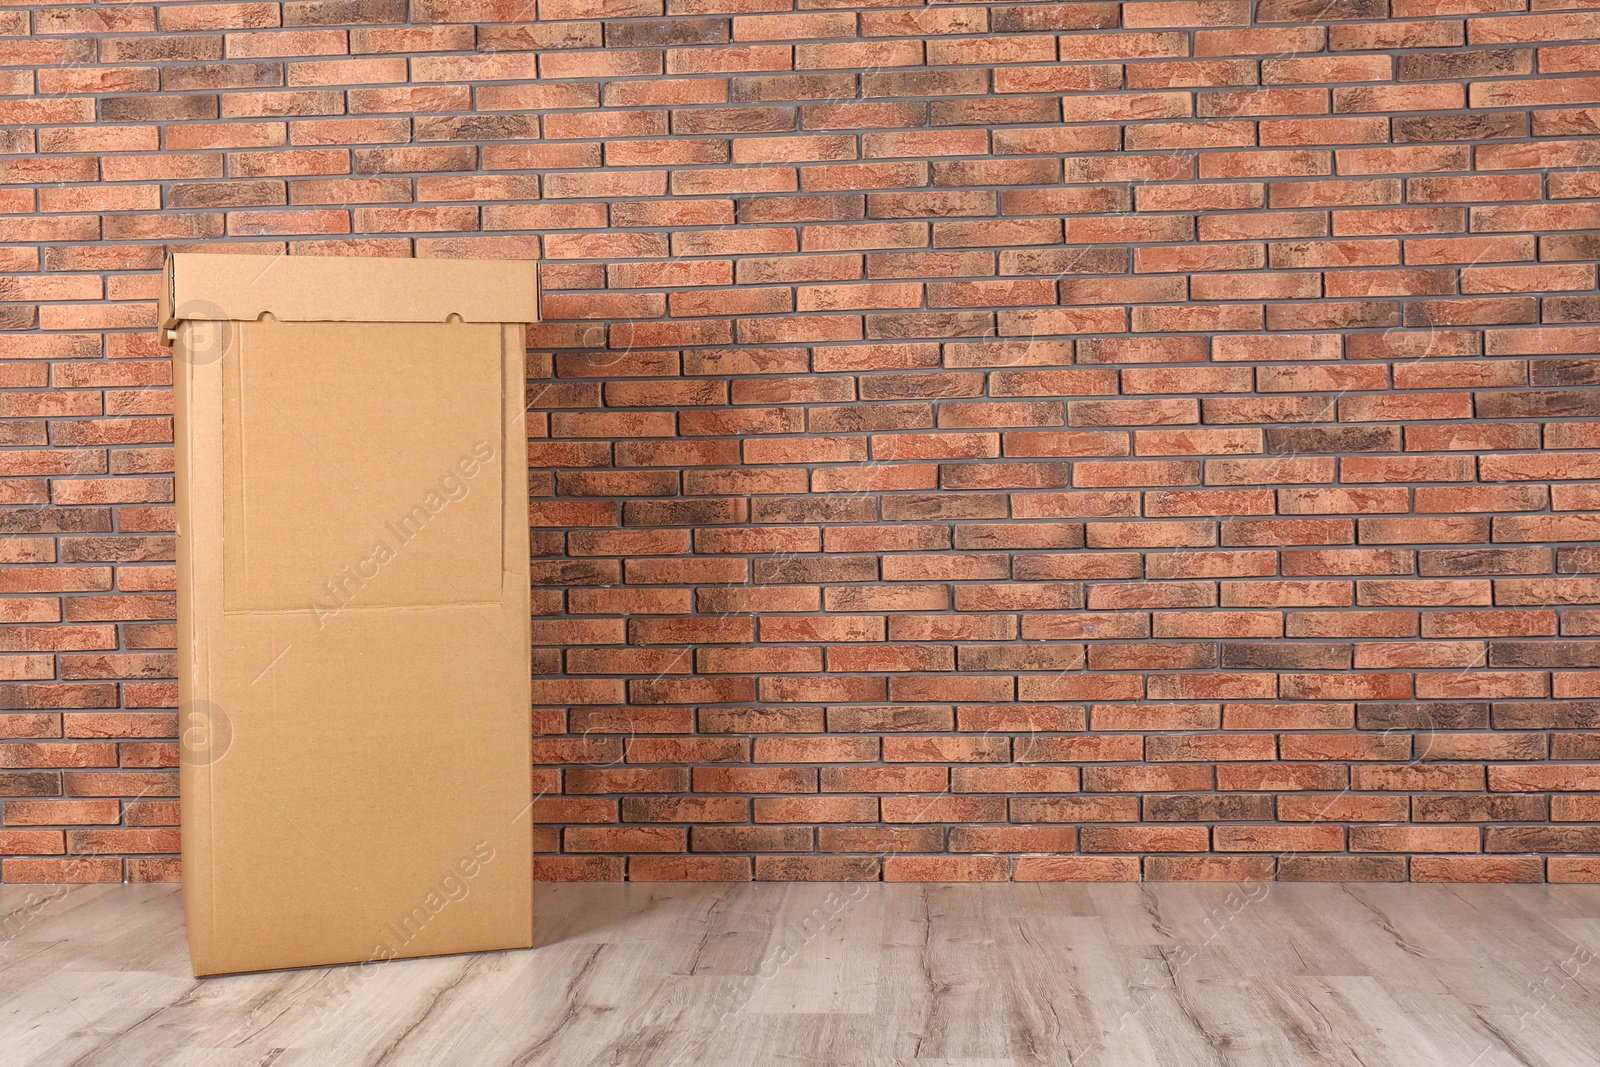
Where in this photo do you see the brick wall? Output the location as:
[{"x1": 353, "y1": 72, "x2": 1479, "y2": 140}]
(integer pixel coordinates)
[{"x1": 3, "y1": 1, "x2": 1600, "y2": 884}]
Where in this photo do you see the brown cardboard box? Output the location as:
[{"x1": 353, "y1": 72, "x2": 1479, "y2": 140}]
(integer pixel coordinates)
[{"x1": 163, "y1": 253, "x2": 538, "y2": 977}]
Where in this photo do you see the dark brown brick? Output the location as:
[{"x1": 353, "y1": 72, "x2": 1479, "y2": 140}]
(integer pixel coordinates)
[
  {"x1": 1476, "y1": 390, "x2": 1600, "y2": 419},
  {"x1": 1487, "y1": 827, "x2": 1600, "y2": 854},
  {"x1": 1493, "y1": 702, "x2": 1600, "y2": 729},
  {"x1": 1414, "y1": 795, "x2": 1547, "y2": 823},
  {"x1": 163, "y1": 62, "x2": 283, "y2": 91},
  {"x1": 607, "y1": 18, "x2": 729, "y2": 47},
  {"x1": 1397, "y1": 49, "x2": 1531, "y2": 81},
  {"x1": 284, "y1": 0, "x2": 408, "y2": 24},
  {"x1": 1357, "y1": 702, "x2": 1490, "y2": 730},
  {"x1": 1258, "y1": 0, "x2": 1385, "y2": 20},
  {"x1": 1393, "y1": 112, "x2": 1528, "y2": 142},
  {"x1": 1144, "y1": 795, "x2": 1274, "y2": 822},
  {"x1": 1221, "y1": 642, "x2": 1352, "y2": 671},
  {"x1": 100, "y1": 95, "x2": 219, "y2": 122},
  {"x1": 1265, "y1": 426, "x2": 1401, "y2": 454},
  {"x1": 1279, "y1": 856, "x2": 1406, "y2": 881},
  {"x1": 1419, "y1": 549, "x2": 1550, "y2": 577}
]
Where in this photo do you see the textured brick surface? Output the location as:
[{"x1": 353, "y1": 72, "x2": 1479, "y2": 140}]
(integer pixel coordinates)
[{"x1": 2, "y1": 1, "x2": 1600, "y2": 883}]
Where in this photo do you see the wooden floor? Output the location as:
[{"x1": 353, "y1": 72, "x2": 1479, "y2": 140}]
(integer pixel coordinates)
[{"x1": 2, "y1": 881, "x2": 1598, "y2": 1065}]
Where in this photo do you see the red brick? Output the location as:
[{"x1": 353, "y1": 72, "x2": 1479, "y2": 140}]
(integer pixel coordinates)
[
  {"x1": 880, "y1": 856, "x2": 1004, "y2": 882},
  {"x1": 1007, "y1": 856, "x2": 1134, "y2": 881},
  {"x1": 1145, "y1": 856, "x2": 1275, "y2": 881},
  {"x1": 1215, "y1": 825, "x2": 1344, "y2": 852},
  {"x1": 3, "y1": 857, "x2": 121, "y2": 883},
  {"x1": 1412, "y1": 857, "x2": 1544, "y2": 883},
  {"x1": 1279, "y1": 795, "x2": 1408, "y2": 823}
]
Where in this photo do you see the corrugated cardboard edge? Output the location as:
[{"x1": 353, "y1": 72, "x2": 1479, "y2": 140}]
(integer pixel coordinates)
[
  {"x1": 159, "y1": 254, "x2": 540, "y2": 343},
  {"x1": 174, "y1": 314, "x2": 223, "y2": 976}
]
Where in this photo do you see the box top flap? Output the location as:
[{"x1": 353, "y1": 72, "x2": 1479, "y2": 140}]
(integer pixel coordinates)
[{"x1": 159, "y1": 253, "x2": 540, "y2": 340}]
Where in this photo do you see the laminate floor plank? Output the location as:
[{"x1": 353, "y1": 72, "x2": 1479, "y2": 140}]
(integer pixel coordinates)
[{"x1": 3, "y1": 882, "x2": 1599, "y2": 1066}]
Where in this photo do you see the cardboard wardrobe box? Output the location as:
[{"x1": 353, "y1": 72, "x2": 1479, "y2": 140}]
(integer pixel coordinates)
[{"x1": 163, "y1": 253, "x2": 538, "y2": 977}]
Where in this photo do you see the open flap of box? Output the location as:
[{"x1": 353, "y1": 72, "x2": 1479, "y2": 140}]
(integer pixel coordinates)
[{"x1": 159, "y1": 253, "x2": 540, "y2": 344}]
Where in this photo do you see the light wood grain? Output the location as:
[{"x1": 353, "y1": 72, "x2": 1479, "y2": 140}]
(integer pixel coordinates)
[{"x1": 2, "y1": 881, "x2": 1597, "y2": 1065}]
